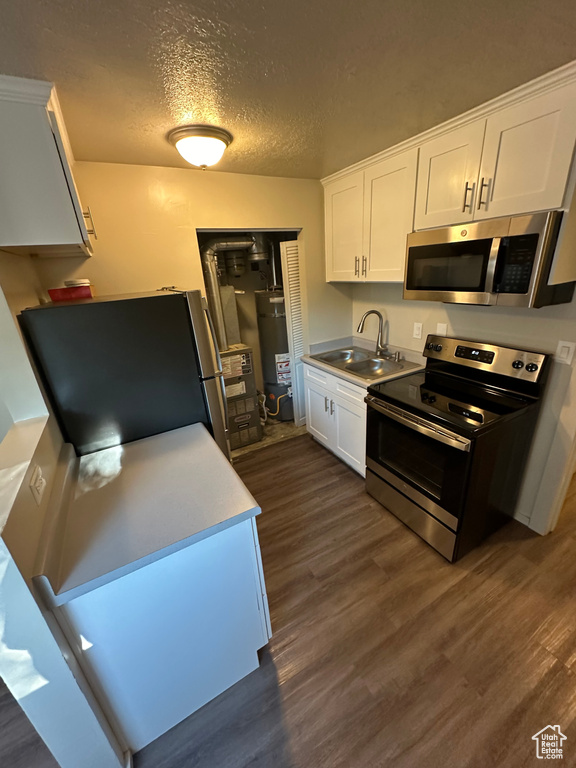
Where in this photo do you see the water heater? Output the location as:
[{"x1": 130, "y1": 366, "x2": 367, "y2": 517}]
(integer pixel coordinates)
[{"x1": 255, "y1": 290, "x2": 293, "y2": 421}]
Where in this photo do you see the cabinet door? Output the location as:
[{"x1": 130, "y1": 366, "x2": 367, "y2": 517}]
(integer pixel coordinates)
[
  {"x1": 414, "y1": 122, "x2": 485, "y2": 230},
  {"x1": 324, "y1": 171, "x2": 364, "y2": 281},
  {"x1": 304, "y1": 376, "x2": 333, "y2": 446},
  {"x1": 332, "y1": 395, "x2": 366, "y2": 476},
  {"x1": 59, "y1": 520, "x2": 263, "y2": 752},
  {"x1": 363, "y1": 149, "x2": 418, "y2": 281},
  {"x1": 0, "y1": 101, "x2": 85, "y2": 248},
  {"x1": 476, "y1": 85, "x2": 576, "y2": 219}
]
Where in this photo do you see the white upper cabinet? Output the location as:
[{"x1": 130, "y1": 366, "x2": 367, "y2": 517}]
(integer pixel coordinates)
[
  {"x1": 0, "y1": 76, "x2": 93, "y2": 257},
  {"x1": 415, "y1": 83, "x2": 576, "y2": 229},
  {"x1": 363, "y1": 149, "x2": 418, "y2": 281},
  {"x1": 476, "y1": 86, "x2": 576, "y2": 220},
  {"x1": 414, "y1": 122, "x2": 485, "y2": 230},
  {"x1": 324, "y1": 171, "x2": 364, "y2": 281},
  {"x1": 324, "y1": 66, "x2": 576, "y2": 280},
  {"x1": 325, "y1": 148, "x2": 418, "y2": 282}
]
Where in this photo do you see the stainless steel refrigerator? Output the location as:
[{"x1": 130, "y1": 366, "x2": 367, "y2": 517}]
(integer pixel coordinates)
[{"x1": 19, "y1": 290, "x2": 229, "y2": 457}]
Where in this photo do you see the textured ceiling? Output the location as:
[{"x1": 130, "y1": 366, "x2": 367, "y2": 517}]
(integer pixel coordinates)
[{"x1": 1, "y1": 0, "x2": 576, "y2": 178}]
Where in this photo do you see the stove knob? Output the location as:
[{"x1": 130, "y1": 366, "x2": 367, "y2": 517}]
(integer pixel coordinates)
[
  {"x1": 512, "y1": 360, "x2": 524, "y2": 370},
  {"x1": 434, "y1": 344, "x2": 443, "y2": 352},
  {"x1": 426, "y1": 342, "x2": 434, "y2": 350},
  {"x1": 526, "y1": 363, "x2": 539, "y2": 373},
  {"x1": 427, "y1": 395, "x2": 436, "y2": 404}
]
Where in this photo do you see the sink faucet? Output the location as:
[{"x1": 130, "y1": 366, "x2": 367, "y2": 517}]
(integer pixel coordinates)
[{"x1": 356, "y1": 310, "x2": 401, "y2": 361}]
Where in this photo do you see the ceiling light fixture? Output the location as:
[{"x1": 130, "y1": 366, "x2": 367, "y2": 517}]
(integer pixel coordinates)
[{"x1": 168, "y1": 125, "x2": 233, "y2": 169}]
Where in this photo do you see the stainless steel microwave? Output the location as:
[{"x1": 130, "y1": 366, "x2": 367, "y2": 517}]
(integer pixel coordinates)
[{"x1": 403, "y1": 211, "x2": 575, "y2": 308}]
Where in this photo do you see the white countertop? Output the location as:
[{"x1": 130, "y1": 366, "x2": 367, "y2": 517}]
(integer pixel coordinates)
[{"x1": 36, "y1": 423, "x2": 260, "y2": 605}]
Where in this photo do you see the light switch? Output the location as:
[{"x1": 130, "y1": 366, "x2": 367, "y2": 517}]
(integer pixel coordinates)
[
  {"x1": 555, "y1": 340, "x2": 576, "y2": 365},
  {"x1": 413, "y1": 322, "x2": 422, "y2": 339},
  {"x1": 436, "y1": 323, "x2": 448, "y2": 336}
]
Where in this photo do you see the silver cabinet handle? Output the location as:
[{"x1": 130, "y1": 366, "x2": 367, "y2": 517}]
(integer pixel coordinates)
[
  {"x1": 362, "y1": 255, "x2": 367, "y2": 277},
  {"x1": 462, "y1": 182, "x2": 475, "y2": 213},
  {"x1": 354, "y1": 256, "x2": 360, "y2": 277},
  {"x1": 82, "y1": 206, "x2": 98, "y2": 239},
  {"x1": 330, "y1": 399, "x2": 335, "y2": 415},
  {"x1": 477, "y1": 178, "x2": 490, "y2": 210},
  {"x1": 365, "y1": 395, "x2": 471, "y2": 452},
  {"x1": 324, "y1": 396, "x2": 329, "y2": 412}
]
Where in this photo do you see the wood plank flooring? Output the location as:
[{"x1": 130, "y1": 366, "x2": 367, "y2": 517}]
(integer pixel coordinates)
[
  {"x1": 134, "y1": 435, "x2": 576, "y2": 768},
  {"x1": 0, "y1": 678, "x2": 58, "y2": 767}
]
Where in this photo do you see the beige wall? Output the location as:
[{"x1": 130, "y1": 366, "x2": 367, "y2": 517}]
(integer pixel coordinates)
[
  {"x1": 352, "y1": 282, "x2": 576, "y2": 533},
  {"x1": 33, "y1": 162, "x2": 353, "y2": 349},
  {"x1": 0, "y1": 250, "x2": 47, "y2": 427}
]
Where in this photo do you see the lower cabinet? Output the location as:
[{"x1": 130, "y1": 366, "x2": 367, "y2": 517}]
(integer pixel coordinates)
[
  {"x1": 303, "y1": 364, "x2": 366, "y2": 476},
  {"x1": 55, "y1": 518, "x2": 270, "y2": 754}
]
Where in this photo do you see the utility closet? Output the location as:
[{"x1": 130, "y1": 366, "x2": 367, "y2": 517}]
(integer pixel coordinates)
[{"x1": 197, "y1": 230, "x2": 298, "y2": 452}]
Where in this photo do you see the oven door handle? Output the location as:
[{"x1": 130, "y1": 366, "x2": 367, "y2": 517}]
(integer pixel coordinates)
[{"x1": 365, "y1": 396, "x2": 471, "y2": 453}]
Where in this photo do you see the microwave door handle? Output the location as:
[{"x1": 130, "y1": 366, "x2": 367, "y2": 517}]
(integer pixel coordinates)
[{"x1": 484, "y1": 237, "x2": 501, "y2": 295}]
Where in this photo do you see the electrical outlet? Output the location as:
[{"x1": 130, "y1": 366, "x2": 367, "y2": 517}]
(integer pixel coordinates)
[
  {"x1": 555, "y1": 340, "x2": 576, "y2": 365},
  {"x1": 413, "y1": 322, "x2": 422, "y2": 339},
  {"x1": 29, "y1": 465, "x2": 46, "y2": 506},
  {"x1": 436, "y1": 323, "x2": 448, "y2": 336}
]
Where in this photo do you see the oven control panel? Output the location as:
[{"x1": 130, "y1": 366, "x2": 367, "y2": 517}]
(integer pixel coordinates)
[
  {"x1": 454, "y1": 345, "x2": 495, "y2": 365},
  {"x1": 423, "y1": 335, "x2": 547, "y2": 382}
]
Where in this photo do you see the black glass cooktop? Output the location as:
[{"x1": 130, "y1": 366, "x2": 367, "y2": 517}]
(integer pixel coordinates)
[{"x1": 367, "y1": 370, "x2": 534, "y2": 435}]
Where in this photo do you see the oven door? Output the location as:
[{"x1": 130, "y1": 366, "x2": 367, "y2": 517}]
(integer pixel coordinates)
[{"x1": 366, "y1": 396, "x2": 472, "y2": 532}]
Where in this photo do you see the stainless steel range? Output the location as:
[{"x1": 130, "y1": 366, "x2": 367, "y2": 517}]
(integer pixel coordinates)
[{"x1": 365, "y1": 335, "x2": 549, "y2": 561}]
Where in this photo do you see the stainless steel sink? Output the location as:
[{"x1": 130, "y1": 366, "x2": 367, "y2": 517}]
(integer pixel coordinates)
[
  {"x1": 346, "y1": 358, "x2": 404, "y2": 378},
  {"x1": 310, "y1": 347, "x2": 371, "y2": 365},
  {"x1": 309, "y1": 346, "x2": 420, "y2": 381}
]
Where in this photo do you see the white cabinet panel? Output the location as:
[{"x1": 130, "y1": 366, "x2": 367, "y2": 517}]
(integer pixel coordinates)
[
  {"x1": 363, "y1": 149, "x2": 418, "y2": 281},
  {"x1": 59, "y1": 520, "x2": 266, "y2": 752},
  {"x1": 325, "y1": 171, "x2": 363, "y2": 281},
  {"x1": 332, "y1": 397, "x2": 366, "y2": 475},
  {"x1": 476, "y1": 86, "x2": 576, "y2": 219},
  {"x1": 304, "y1": 378, "x2": 333, "y2": 446},
  {"x1": 415, "y1": 122, "x2": 485, "y2": 229},
  {"x1": 303, "y1": 364, "x2": 366, "y2": 476},
  {"x1": 0, "y1": 96, "x2": 92, "y2": 256}
]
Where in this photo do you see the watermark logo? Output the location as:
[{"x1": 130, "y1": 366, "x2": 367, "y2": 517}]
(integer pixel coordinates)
[{"x1": 532, "y1": 725, "x2": 567, "y2": 759}]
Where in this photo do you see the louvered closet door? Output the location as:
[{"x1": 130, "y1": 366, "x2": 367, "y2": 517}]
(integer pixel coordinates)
[{"x1": 280, "y1": 240, "x2": 306, "y2": 425}]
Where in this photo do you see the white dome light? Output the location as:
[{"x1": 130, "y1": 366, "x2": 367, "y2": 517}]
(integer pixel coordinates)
[{"x1": 168, "y1": 125, "x2": 233, "y2": 169}]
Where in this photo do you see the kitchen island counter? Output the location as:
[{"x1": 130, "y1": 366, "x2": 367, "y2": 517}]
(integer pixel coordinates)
[
  {"x1": 37, "y1": 422, "x2": 260, "y2": 605},
  {"x1": 34, "y1": 422, "x2": 270, "y2": 754}
]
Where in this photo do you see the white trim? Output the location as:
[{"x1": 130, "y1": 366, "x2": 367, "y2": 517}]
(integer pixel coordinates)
[
  {"x1": 48, "y1": 87, "x2": 76, "y2": 168},
  {"x1": 322, "y1": 59, "x2": 576, "y2": 185},
  {"x1": 0, "y1": 73, "x2": 52, "y2": 106}
]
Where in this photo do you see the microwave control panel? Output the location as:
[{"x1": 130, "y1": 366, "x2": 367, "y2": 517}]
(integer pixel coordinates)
[{"x1": 494, "y1": 234, "x2": 538, "y2": 294}]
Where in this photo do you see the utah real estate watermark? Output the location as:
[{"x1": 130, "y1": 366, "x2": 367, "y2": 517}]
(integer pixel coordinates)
[{"x1": 532, "y1": 725, "x2": 567, "y2": 759}]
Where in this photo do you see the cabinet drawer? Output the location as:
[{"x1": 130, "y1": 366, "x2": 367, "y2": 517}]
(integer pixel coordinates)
[
  {"x1": 303, "y1": 363, "x2": 332, "y2": 387},
  {"x1": 334, "y1": 378, "x2": 367, "y2": 408}
]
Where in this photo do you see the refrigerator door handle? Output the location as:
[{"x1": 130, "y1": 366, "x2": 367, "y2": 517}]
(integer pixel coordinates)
[
  {"x1": 202, "y1": 299, "x2": 230, "y2": 431},
  {"x1": 202, "y1": 299, "x2": 224, "y2": 376}
]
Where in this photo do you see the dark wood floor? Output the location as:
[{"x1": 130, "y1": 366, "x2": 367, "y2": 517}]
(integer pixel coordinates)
[
  {"x1": 0, "y1": 678, "x2": 58, "y2": 767},
  {"x1": 3, "y1": 434, "x2": 576, "y2": 767},
  {"x1": 134, "y1": 434, "x2": 576, "y2": 768}
]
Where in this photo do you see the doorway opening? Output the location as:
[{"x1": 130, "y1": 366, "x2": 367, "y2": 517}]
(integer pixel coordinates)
[{"x1": 196, "y1": 229, "x2": 306, "y2": 457}]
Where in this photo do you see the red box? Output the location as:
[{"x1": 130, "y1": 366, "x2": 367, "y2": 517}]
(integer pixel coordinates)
[{"x1": 48, "y1": 286, "x2": 93, "y2": 302}]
